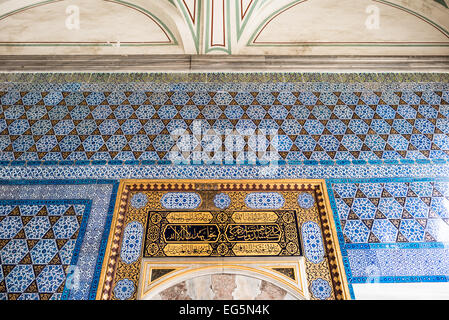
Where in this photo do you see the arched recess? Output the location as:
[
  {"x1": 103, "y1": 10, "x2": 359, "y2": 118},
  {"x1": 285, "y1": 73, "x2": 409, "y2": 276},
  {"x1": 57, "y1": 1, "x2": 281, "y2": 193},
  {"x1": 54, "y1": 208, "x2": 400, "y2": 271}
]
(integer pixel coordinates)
[
  {"x1": 140, "y1": 267, "x2": 308, "y2": 300},
  {"x1": 236, "y1": 0, "x2": 449, "y2": 55},
  {"x1": 0, "y1": 0, "x2": 197, "y2": 54}
]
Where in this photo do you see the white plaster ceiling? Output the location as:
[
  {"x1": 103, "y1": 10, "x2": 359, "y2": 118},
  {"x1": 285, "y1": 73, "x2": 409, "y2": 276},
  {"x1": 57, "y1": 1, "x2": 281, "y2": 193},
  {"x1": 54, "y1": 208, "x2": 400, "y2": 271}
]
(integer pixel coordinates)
[{"x1": 0, "y1": 0, "x2": 448, "y2": 55}]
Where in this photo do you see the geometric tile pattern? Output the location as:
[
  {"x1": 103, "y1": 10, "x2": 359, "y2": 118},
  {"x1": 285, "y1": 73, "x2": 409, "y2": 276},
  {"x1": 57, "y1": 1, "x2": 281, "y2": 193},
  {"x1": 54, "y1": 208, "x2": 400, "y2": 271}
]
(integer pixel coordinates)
[
  {"x1": 331, "y1": 179, "x2": 449, "y2": 244},
  {"x1": 0, "y1": 73, "x2": 449, "y2": 301},
  {"x1": 327, "y1": 177, "x2": 449, "y2": 296},
  {"x1": 347, "y1": 247, "x2": 449, "y2": 282},
  {"x1": 0, "y1": 83, "x2": 448, "y2": 164},
  {"x1": 120, "y1": 221, "x2": 144, "y2": 265},
  {"x1": 0, "y1": 181, "x2": 118, "y2": 300},
  {"x1": 0, "y1": 200, "x2": 91, "y2": 300}
]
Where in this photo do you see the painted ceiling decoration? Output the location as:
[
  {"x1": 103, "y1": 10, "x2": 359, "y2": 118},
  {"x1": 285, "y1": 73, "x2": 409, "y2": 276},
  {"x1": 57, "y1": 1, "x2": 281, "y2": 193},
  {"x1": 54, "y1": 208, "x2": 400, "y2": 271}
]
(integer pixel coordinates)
[{"x1": 0, "y1": 0, "x2": 448, "y2": 54}]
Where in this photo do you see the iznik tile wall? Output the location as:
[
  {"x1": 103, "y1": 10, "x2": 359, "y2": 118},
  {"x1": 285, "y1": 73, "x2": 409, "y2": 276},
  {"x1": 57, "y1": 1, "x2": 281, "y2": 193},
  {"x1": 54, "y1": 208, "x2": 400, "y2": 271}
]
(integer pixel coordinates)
[
  {"x1": 0, "y1": 73, "x2": 448, "y2": 300},
  {"x1": 0, "y1": 180, "x2": 118, "y2": 300}
]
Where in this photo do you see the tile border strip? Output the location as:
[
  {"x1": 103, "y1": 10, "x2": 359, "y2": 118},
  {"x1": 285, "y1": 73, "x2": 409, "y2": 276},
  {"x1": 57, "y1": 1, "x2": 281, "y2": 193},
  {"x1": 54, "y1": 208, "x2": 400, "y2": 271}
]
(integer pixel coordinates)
[{"x1": 0, "y1": 72, "x2": 448, "y2": 83}]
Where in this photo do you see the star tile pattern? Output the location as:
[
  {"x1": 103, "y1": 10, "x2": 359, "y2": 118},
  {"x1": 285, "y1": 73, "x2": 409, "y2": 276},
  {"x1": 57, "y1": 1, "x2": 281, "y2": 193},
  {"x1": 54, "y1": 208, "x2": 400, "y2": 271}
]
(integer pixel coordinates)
[
  {"x1": 0, "y1": 75, "x2": 448, "y2": 164},
  {"x1": 0, "y1": 200, "x2": 91, "y2": 300}
]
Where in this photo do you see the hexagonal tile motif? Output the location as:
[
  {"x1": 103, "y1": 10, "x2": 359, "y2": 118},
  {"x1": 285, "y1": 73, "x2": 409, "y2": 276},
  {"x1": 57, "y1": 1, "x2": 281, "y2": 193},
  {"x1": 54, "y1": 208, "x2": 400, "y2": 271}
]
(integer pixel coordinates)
[
  {"x1": 399, "y1": 219, "x2": 425, "y2": 242},
  {"x1": 5, "y1": 265, "x2": 35, "y2": 293},
  {"x1": 121, "y1": 119, "x2": 142, "y2": 135},
  {"x1": 234, "y1": 92, "x2": 254, "y2": 105},
  {"x1": 352, "y1": 199, "x2": 377, "y2": 219},
  {"x1": 246, "y1": 105, "x2": 266, "y2": 119},
  {"x1": 372, "y1": 220, "x2": 398, "y2": 242},
  {"x1": 113, "y1": 105, "x2": 134, "y2": 119},
  {"x1": 211, "y1": 119, "x2": 233, "y2": 135},
  {"x1": 4, "y1": 106, "x2": 25, "y2": 119},
  {"x1": 157, "y1": 105, "x2": 177, "y2": 119},
  {"x1": 82, "y1": 135, "x2": 105, "y2": 152},
  {"x1": 149, "y1": 92, "x2": 168, "y2": 105},
  {"x1": 170, "y1": 92, "x2": 190, "y2": 105},
  {"x1": 213, "y1": 91, "x2": 233, "y2": 105},
  {"x1": 224, "y1": 105, "x2": 244, "y2": 119},
  {"x1": 303, "y1": 120, "x2": 324, "y2": 135},
  {"x1": 312, "y1": 106, "x2": 332, "y2": 120},
  {"x1": 0, "y1": 216, "x2": 23, "y2": 239},
  {"x1": 224, "y1": 135, "x2": 245, "y2": 152},
  {"x1": 152, "y1": 135, "x2": 175, "y2": 152},
  {"x1": 43, "y1": 92, "x2": 63, "y2": 106},
  {"x1": 8, "y1": 120, "x2": 29, "y2": 135},
  {"x1": 192, "y1": 92, "x2": 211, "y2": 105},
  {"x1": 135, "y1": 105, "x2": 156, "y2": 119},
  {"x1": 248, "y1": 135, "x2": 269, "y2": 152},
  {"x1": 180, "y1": 105, "x2": 200, "y2": 119},
  {"x1": 344, "y1": 220, "x2": 370, "y2": 243},
  {"x1": 256, "y1": 92, "x2": 275, "y2": 105},
  {"x1": 24, "y1": 216, "x2": 51, "y2": 239},
  {"x1": 26, "y1": 106, "x2": 47, "y2": 120},
  {"x1": 378, "y1": 198, "x2": 403, "y2": 219},
  {"x1": 143, "y1": 119, "x2": 165, "y2": 135},
  {"x1": 107, "y1": 91, "x2": 127, "y2": 105},
  {"x1": 271, "y1": 135, "x2": 293, "y2": 152},
  {"x1": 235, "y1": 120, "x2": 257, "y2": 135},
  {"x1": 128, "y1": 92, "x2": 147, "y2": 105},
  {"x1": 202, "y1": 105, "x2": 222, "y2": 119},
  {"x1": 277, "y1": 92, "x2": 296, "y2": 105},
  {"x1": 86, "y1": 92, "x2": 105, "y2": 106},
  {"x1": 166, "y1": 119, "x2": 188, "y2": 134},
  {"x1": 357, "y1": 183, "x2": 383, "y2": 198},
  {"x1": 128, "y1": 135, "x2": 151, "y2": 152},
  {"x1": 281, "y1": 119, "x2": 302, "y2": 135}
]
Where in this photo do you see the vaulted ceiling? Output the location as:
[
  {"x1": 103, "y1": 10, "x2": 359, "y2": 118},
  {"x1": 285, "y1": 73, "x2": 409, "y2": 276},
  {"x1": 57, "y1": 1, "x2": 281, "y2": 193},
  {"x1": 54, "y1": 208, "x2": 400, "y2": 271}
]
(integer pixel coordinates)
[{"x1": 0, "y1": 0, "x2": 448, "y2": 55}]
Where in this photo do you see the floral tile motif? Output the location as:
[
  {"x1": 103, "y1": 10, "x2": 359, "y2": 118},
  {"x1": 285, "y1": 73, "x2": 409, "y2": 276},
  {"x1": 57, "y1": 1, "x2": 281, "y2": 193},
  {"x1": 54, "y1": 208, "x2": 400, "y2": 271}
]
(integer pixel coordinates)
[
  {"x1": 347, "y1": 248, "x2": 449, "y2": 281},
  {"x1": 0, "y1": 200, "x2": 90, "y2": 300},
  {"x1": 0, "y1": 73, "x2": 449, "y2": 301}
]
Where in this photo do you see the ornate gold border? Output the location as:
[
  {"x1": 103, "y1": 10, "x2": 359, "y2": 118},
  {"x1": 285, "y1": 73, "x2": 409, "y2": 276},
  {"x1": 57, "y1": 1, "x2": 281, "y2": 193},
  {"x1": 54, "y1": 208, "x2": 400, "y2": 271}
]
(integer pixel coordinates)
[{"x1": 96, "y1": 179, "x2": 351, "y2": 300}]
